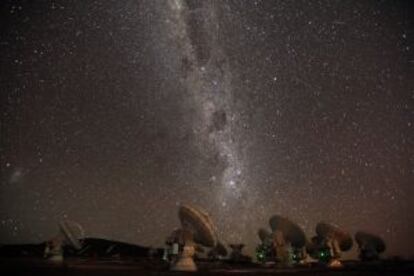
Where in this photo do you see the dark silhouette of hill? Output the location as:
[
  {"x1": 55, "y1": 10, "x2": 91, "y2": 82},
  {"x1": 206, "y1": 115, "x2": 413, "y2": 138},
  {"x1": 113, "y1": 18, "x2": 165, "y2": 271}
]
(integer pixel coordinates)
[{"x1": 0, "y1": 238, "x2": 162, "y2": 258}]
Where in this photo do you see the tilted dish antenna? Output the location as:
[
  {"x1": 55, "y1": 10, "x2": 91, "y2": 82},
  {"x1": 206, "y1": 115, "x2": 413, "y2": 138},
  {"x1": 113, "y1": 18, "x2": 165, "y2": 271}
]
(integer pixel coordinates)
[
  {"x1": 59, "y1": 220, "x2": 84, "y2": 250},
  {"x1": 269, "y1": 215, "x2": 306, "y2": 249},
  {"x1": 316, "y1": 222, "x2": 353, "y2": 252},
  {"x1": 44, "y1": 220, "x2": 84, "y2": 262},
  {"x1": 355, "y1": 231, "x2": 386, "y2": 261},
  {"x1": 268, "y1": 215, "x2": 307, "y2": 265},
  {"x1": 179, "y1": 204, "x2": 217, "y2": 247},
  {"x1": 314, "y1": 222, "x2": 353, "y2": 267},
  {"x1": 170, "y1": 204, "x2": 218, "y2": 271}
]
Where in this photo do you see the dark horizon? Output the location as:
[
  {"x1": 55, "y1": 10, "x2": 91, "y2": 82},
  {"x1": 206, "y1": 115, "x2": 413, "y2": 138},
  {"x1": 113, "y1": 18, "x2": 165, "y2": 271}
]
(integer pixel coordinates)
[{"x1": 0, "y1": 0, "x2": 413, "y2": 259}]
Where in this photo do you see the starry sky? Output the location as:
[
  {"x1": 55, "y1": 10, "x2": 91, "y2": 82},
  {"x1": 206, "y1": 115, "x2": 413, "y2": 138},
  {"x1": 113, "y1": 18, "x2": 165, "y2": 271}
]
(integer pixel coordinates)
[{"x1": 0, "y1": 0, "x2": 413, "y2": 259}]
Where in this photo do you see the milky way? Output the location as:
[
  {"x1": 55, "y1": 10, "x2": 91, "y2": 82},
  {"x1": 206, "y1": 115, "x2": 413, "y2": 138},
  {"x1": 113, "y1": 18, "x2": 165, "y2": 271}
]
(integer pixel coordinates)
[
  {"x1": 0, "y1": 0, "x2": 413, "y2": 258},
  {"x1": 162, "y1": 0, "x2": 250, "y2": 234}
]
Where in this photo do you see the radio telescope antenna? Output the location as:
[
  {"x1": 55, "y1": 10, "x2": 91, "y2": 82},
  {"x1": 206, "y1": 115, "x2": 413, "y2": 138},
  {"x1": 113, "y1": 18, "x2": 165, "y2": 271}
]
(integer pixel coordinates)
[
  {"x1": 355, "y1": 231, "x2": 386, "y2": 261},
  {"x1": 268, "y1": 215, "x2": 307, "y2": 266},
  {"x1": 309, "y1": 222, "x2": 353, "y2": 267},
  {"x1": 44, "y1": 220, "x2": 84, "y2": 262},
  {"x1": 170, "y1": 204, "x2": 219, "y2": 271}
]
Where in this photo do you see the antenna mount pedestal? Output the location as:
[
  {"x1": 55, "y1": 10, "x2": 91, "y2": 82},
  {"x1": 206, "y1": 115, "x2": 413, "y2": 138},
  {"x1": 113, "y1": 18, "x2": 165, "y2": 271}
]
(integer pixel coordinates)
[{"x1": 171, "y1": 245, "x2": 197, "y2": 272}]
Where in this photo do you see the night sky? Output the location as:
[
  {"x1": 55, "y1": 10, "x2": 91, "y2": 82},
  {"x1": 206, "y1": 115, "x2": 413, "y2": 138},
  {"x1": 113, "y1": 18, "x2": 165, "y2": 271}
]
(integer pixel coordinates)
[{"x1": 0, "y1": 0, "x2": 413, "y2": 259}]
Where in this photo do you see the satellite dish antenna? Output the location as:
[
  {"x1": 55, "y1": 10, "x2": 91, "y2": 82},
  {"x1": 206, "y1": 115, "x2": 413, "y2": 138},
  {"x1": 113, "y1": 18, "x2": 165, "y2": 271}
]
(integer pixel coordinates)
[
  {"x1": 313, "y1": 222, "x2": 353, "y2": 267},
  {"x1": 170, "y1": 204, "x2": 218, "y2": 271},
  {"x1": 269, "y1": 215, "x2": 306, "y2": 249},
  {"x1": 316, "y1": 222, "x2": 353, "y2": 251},
  {"x1": 44, "y1": 220, "x2": 84, "y2": 262},
  {"x1": 179, "y1": 204, "x2": 217, "y2": 247},
  {"x1": 355, "y1": 231, "x2": 386, "y2": 261},
  {"x1": 268, "y1": 215, "x2": 307, "y2": 266},
  {"x1": 59, "y1": 220, "x2": 84, "y2": 250}
]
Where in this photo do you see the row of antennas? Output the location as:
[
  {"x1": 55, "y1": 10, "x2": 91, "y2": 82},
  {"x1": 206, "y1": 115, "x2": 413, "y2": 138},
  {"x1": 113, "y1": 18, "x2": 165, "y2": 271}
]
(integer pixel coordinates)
[
  {"x1": 44, "y1": 205, "x2": 386, "y2": 272},
  {"x1": 257, "y1": 215, "x2": 386, "y2": 267}
]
